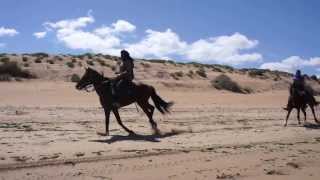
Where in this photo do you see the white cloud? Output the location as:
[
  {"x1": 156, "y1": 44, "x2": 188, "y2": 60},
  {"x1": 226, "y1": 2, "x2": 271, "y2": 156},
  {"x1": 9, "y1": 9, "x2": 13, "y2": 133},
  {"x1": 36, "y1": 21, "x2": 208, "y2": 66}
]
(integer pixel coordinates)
[
  {"x1": 44, "y1": 15, "x2": 94, "y2": 32},
  {"x1": 0, "y1": 27, "x2": 19, "y2": 37},
  {"x1": 33, "y1": 31, "x2": 47, "y2": 39},
  {"x1": 112, "y1": 20, "x2": 136, "y2": 33},
  {"x1": 184, "y1": 33, "x2": 262, "y2": 65},
  {"x1": 39, "y1": 12, "x2": 139, "y2": 55},
  {"x1": 38, "y1": 13, "x2": 262, "y2": 65},
  {"x1": 126, "y1": 29, "x2": 187, "y2": 58},
  {"x1": 260, "y1": 56, "x2": 320, "y2": 73}
]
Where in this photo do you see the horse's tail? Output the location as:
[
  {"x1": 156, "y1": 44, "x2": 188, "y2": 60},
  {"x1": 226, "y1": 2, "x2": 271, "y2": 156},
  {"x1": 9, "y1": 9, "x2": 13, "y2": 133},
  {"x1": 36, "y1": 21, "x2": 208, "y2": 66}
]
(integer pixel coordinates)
[{"x1": 151, "y1": 87, "x2": 173, "y2": 114}]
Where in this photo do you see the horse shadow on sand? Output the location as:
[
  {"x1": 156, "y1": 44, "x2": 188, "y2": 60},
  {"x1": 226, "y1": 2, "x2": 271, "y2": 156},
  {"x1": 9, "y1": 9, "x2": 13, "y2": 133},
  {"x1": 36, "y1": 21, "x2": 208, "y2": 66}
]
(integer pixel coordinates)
[
  {"x1": 303, "y1": 122, "x2": 320, "y2": 129},
  {"x1": 90, "y1": 130, "x2": 183, "y2": 144}
]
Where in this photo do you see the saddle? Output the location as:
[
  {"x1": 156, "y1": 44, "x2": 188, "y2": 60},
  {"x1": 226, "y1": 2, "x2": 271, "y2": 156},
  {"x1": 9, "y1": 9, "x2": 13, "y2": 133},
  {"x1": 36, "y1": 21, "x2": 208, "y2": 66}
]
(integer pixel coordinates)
[{"x1": 111, "y1": 79, "x2": 135, "y2": 98}]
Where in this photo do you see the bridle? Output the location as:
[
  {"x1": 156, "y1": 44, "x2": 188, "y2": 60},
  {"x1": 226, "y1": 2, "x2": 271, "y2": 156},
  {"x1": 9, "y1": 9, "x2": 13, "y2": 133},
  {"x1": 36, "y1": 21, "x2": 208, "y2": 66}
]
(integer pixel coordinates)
[{"x1": 80, "y1": 79, "x2": 111, "y2": 93}]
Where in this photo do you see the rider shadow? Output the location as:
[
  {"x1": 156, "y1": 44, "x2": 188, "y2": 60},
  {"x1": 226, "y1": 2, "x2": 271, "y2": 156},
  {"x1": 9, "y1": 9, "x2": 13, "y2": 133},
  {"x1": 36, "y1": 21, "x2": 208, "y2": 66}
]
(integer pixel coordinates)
[
  {"x1": 303, "y1": 122, "x2": 320, "y2": 129},
  {"x1": 90, "y1": 131, "x2": 181, "y2": 144}
]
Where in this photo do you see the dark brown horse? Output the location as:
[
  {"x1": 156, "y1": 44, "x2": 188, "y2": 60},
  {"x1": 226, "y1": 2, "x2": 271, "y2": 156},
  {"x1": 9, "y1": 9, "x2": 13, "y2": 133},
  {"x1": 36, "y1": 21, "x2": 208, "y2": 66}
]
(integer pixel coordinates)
[
  {"x1": 76, "y1": 68, "x2": 173, "y2": 136},
  {"x1": 284, "y1": 87, "x2": 319, "y2": 126}
]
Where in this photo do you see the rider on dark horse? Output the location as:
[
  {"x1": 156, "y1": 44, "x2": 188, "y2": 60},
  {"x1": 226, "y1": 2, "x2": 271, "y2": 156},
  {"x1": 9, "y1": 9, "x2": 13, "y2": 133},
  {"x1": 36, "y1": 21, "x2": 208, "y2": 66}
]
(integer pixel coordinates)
[
  {"x1": 284, "y1": 70, "x2": 317, "y2": 110},
  {"x1": 111, "y1": 50, "x2": 135, "y2": 107}
]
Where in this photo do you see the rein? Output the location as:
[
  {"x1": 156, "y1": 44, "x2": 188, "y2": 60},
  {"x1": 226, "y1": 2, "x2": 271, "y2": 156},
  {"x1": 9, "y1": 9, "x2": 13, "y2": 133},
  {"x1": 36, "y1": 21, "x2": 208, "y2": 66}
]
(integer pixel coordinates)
[{"x1": 82, "y1": 79, "x2": 111, "y2": 93}]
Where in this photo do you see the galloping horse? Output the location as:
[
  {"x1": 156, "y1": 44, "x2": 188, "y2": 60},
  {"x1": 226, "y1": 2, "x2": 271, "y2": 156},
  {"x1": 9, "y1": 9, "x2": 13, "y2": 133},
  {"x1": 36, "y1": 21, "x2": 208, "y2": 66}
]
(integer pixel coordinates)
[
  {"x1": 76, "y1": 68, "x2": 173, "y2": 135},
  {"x1": 284, "y1": 86, "x2": 319, "y2": 126}
]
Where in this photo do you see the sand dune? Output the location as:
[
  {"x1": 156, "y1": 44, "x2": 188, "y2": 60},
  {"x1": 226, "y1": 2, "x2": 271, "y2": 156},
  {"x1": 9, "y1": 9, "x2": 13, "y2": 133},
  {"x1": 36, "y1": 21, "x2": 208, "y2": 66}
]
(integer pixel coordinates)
[{"x1": 1, "y1": 53, "x2": 320, "y2": 179}]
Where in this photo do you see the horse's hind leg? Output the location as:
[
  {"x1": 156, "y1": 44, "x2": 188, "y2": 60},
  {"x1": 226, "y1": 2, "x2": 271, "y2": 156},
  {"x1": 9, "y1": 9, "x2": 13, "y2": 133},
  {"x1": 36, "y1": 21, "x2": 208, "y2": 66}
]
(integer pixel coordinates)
[
  {"x1": 112, "y1": 108, "x2": 135, "y2": 135},
  {"x1": 310, "y1": 105, "x2": 319, "y2": 123},
  {"x1": 285, "y1": 108, "x2": 292, "y2": 127},
  {"x1": 138, "y1": 102, "x2": 159, "y2": 134},
  {"x1": 302, "y1": 107, "x2": 307, "y2": 123},
  {"x1": 297, "y1": 108, "x2": 301, "y2": 125}
]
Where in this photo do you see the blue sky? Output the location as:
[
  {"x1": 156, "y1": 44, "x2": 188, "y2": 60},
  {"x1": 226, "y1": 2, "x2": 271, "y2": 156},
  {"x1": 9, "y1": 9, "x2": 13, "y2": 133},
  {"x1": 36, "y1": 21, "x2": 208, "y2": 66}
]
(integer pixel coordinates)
[{"x1": 0, "y1": 0, "x2": 320, "y2": 75}]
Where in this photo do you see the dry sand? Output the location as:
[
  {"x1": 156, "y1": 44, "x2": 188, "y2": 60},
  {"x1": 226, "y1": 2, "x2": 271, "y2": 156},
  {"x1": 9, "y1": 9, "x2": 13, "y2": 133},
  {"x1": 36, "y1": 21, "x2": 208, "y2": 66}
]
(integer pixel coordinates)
[{"x1": 0, "y1": 81, "x2": 320, "y2": 180}]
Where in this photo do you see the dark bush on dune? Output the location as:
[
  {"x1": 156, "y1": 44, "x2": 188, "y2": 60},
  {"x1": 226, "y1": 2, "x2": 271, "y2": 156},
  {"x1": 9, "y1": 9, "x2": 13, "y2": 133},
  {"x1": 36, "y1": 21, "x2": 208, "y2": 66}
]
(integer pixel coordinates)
[
  {"x1": 70, "y1": 74, "x2": 80, "y2": 82},
  {"x1": 211, "y1": 74, "x2": 244, "y2": 93},
  {"x1": 0, "y1": 61, "x2": 36, "y2": 80},
  {"x1": 0, "y1": 57, "x2": 10, "y2": 63},
  {"x1": 170, "y1": 71, "x2": 184, "y2": 80},
  {"x1": 87, "y1": 60, "x2": 94, "y2": 66},
  {"x1": 22, "y1": 56, "x2": 28, "y2": 62},
  {"x1": 34, "y1": 58, "x2": 42, "y2": 63},
  {"x1": 66, "y1": 62, "x2": 75, "y2": 68},
  {"x1": 248, "y1": 69, "x2": 267, "y2": 78},
  {"x1": 196, "y1": 68, "x2": 207, "y2": 78},
  {"x1": 31, "y1": 52, "x2": 49, "y2": 58},
  {"x1": 310, "y1": 75, "x2": 318, "y2": 81}
]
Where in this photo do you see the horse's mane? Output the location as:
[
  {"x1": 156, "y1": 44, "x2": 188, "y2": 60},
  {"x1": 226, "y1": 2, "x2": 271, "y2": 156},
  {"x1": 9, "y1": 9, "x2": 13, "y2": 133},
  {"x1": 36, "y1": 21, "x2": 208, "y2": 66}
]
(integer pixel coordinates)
[{"x1": 88, "y1": 68, "x2": 110, "y2": 81}]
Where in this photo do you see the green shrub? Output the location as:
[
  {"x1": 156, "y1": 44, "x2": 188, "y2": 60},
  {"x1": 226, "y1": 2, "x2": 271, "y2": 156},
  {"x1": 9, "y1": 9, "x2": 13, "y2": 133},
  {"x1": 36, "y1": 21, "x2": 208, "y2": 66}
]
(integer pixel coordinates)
[
  {"x1": 96, "y1": 58, "x2": 107, "y2": 66},
  {"x1": 196, "y1": 68, "x2": 207, "y2": 78},
  {"x1": 66, "y1": 62, "x2": 75, "y2": 68},
  {"x1": 212, "y1": 67, "x2": 223, "y2": 72},
  {"x1": 187, "y1": 70, "x2": 194, "y2": 78},
  {"x1": 54, "y1": 56, "x2": 63, "y2": 61},
  {"x1": 248, "y1": 69, "x2": 265, "y2": 77},
  {"x1": 47, "y1": 59, "x2": 54, "y2": 64},
  {"x1": 0, "y1": 61, "x2": 35, "y2": 79},
  {"x1": 170, "y1": 71, "x2": 184, "y2": 80},
  {"x1": 34, "y1": 58, "x2": 42, "y2": 63},
  {"x1": 0, "y1": 57, "x2": 10, "y2": 63},
  {"x1": 71, "y1": 58, "x2": 77, "y2": 63},
  {"x1": 87, "y1": 60, "x2": 94, "y2": 66},
  {"x1": 71, "y1": 74, "x2": 80, "y2": 82},
  {"x1": 22, "y1": 57, "x2": 28, "y2": 62},
  {"x1": 211, "y1": 74, "x2": 243, "y2": 93},
  {"x1": 31, "y1": 52, "x2": 49, "y2": 58}
]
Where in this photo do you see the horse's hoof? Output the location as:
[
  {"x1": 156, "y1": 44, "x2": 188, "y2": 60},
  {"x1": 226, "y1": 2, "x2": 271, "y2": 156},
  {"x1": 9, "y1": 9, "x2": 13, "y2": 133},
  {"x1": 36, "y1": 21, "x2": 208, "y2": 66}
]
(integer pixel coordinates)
[
  {"x1": 97, "y1": 132, "x2": 109, "y2": 136},
  {"x1": 128, "y1": 131, "x2": 136, "y2": 136},
  {"x1": 153, "y1": 128, "x2": 161, "y2": 135}
]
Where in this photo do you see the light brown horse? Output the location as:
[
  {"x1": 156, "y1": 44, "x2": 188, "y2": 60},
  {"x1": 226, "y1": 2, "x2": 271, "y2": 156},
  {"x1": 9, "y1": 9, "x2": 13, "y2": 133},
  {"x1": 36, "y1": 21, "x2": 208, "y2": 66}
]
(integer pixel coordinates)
[{"x1": 76, "y1": 68, "x2": 173, "y2": 135}]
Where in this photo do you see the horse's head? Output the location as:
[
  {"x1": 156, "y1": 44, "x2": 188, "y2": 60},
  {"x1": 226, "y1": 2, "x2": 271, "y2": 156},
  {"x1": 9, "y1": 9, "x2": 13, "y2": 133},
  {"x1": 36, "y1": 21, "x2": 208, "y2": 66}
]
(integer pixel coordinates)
[{"x1": 76, "y1": 67, "x2": 105, "y2": 90}]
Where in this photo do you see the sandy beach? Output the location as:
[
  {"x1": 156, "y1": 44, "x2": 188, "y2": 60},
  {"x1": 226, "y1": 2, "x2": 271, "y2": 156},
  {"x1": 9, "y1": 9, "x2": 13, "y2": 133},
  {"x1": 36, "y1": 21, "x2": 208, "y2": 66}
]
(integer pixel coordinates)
[{"x1": 0, "y1": 81, "x2": 319, "y2": 180}]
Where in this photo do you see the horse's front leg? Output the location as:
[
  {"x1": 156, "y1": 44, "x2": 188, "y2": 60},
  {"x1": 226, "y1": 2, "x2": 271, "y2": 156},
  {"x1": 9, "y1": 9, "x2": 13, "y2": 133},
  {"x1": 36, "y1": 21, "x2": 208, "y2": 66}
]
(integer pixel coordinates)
[
  {"x1": 284, "y1": 108, "x2": 292, "y2": 127},
  {"x1": 104, "y1": 109, "x2": 111, "y2": 136},
  {"x1": 97, "y1": 108, "x2": 111, "y2": 136},
  {"x1": 297, "y1": 108, "x2": 301, "y2": 125},
  {"x1": 112, "y1": 108, "x2": 135, "y2": 135}
]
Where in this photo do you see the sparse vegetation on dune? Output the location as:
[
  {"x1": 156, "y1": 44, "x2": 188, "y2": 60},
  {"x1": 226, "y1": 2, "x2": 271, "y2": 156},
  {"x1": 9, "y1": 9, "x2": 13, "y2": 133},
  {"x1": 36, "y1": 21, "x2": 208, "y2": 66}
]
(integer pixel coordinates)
[
  {"x1": 66, "y1": 62, "x2": 75, "y2": 68},
  {"x1": 211, "y1": 74, "x2": 248, "y2": 94},
  {"x1": 34, "y1": 58, "x2": 42, "y2": 63},
  {"x1": 170, "y1": 71, "x2": 184, "y2": 80},
  {"x1": 86, "y1": 60, "x2": 94, "y2": 66},
  {"x1": 70, "y1": 74, "x2": 80, "y2": 82},
  {"x1": 1, "y1": 53, "x2": 319, "y2": 94},
  {"x1": 196, "y1": 67, "x2": 207, "y2": 78},
  {"x1": 0, "y1": 57, "x2": 10, "y2": 63},
  {"x1": 0, "y1": 61, "x2": 36, "y2": 81}
]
